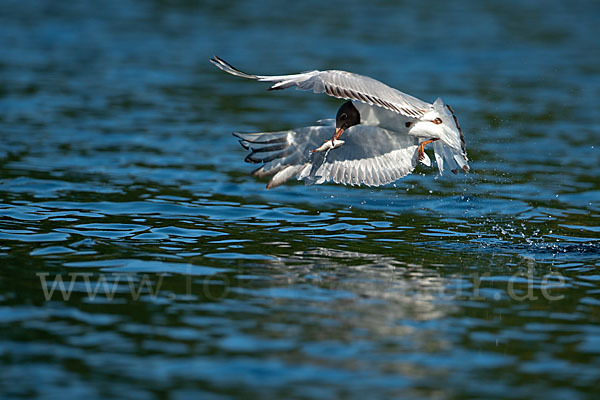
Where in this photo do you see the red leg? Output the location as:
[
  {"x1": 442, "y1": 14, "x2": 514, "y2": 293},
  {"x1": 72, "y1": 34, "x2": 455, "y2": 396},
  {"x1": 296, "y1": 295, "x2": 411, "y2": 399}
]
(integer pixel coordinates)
[{"x1": 417, "y1": 138, "x2": 440, "y2": 161}]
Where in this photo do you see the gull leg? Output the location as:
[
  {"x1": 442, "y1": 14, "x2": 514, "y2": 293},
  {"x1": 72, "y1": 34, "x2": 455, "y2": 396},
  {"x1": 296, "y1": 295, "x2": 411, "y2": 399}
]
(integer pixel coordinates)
[{"x1": 417, "y1": 138, "x2": 440, "y2": 161}]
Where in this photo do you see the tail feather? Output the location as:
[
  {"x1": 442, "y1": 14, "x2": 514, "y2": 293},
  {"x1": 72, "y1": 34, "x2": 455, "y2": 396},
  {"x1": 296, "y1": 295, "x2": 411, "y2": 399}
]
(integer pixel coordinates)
[
  {"x1": 432, "y1": 141, "x2": 469, "y2": 175},
  {"x1": 446, "y1": 104, "x2": 466, "y2": 154}
]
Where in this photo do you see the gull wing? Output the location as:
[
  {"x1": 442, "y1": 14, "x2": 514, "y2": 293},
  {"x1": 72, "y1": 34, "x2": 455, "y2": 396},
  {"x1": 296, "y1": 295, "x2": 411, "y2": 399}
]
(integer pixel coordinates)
[
  {"x1": 234, "y1": 125, "x2": 422, "y2": 188},
  {"x1": 211, "y1": 56, "x2": 429, "y2": 119}
]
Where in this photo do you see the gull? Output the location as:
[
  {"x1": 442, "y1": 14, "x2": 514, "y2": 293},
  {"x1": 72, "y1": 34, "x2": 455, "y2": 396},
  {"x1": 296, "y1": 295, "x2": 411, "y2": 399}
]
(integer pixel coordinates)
[{"x1": 210, "y1": 56, "x2": 469, "y2": 189}]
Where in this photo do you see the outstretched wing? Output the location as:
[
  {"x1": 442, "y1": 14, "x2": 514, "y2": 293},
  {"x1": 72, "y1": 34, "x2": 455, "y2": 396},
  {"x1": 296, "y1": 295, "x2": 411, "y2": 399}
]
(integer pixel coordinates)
[
  {"x1": 211, "y1": 56, "x2": 429, "y2": 119},
  {"x1": 234, "y1": 125, "x2": 423, "y2": 188}
]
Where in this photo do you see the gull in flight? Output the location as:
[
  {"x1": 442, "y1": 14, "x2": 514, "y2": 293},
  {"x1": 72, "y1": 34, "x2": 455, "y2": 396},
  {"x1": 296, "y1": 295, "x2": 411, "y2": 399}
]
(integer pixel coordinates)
[{"x1": 210, "y1": 56, "x2": 469, "y2": 189}]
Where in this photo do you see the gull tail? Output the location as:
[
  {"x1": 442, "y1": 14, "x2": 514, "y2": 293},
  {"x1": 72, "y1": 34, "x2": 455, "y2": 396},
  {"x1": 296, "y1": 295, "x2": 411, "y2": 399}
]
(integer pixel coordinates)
[
  {"x1": 442, "y1": 104, "x2": 469, "y2": 174},
  {"x1": 429, "y1": 100, "x2": 470, "y2": 174},
  {"x1": 431, "y1": 141, "x2": 469, "y2": 175}
]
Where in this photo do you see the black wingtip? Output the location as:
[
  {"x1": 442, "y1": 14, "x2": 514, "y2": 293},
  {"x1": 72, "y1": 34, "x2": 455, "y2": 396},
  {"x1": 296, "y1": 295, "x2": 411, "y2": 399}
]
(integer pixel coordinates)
[
  {"x1": 210, "y1": 56, "x2": 257, "y2": 80},
  {"x1": 232, "y1": 132, "x2": 252, "y2": 150},
  {"x1": 210, "y1": 55, "x2": 229, "y2": 68},
  {"x1": 244, "y1": 154, "x2": 261, "y2": 164},
  {"x1": 209, "y1": 55, "x2": 232, "y2": 71},
  {"x1": 209, "y1": 55, "x2": 222, "y2": 66},
  {"x1": 210, "y1": 55, "x2": 228, "y2": 66},
  {"x1": 238, "y1": 140, "x2": 250, "y2": 150}
]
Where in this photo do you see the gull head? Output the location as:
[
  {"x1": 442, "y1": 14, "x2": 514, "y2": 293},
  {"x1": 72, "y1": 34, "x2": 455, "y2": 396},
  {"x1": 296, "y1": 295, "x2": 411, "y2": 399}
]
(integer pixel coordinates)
[
  {"x1": 334, "y1": 100, "x2": 360, "y2": 139},
  {"x1": 411, "y1": 98, "x2": 464, "y2": 151}
]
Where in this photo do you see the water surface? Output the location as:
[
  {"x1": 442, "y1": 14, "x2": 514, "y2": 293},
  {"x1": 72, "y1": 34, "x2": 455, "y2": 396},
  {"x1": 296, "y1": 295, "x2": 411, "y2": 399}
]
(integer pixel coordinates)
[{"x1": 1, "y1": 0, "x2": 599, "y2": 399}]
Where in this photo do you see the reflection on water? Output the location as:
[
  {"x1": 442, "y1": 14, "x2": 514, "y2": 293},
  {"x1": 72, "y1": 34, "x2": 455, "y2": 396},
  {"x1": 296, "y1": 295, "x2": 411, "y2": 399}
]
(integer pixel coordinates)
[{"x1": 1, "y1": 0, "x2": 600, "y2": 399}]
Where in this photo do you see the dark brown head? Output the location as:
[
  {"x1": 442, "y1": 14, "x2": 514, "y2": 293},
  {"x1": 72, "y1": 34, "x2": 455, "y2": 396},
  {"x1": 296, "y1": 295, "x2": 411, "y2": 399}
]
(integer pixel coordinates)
[{"x1": 335, "y1": 100, "x2": 360, "y2": 138}]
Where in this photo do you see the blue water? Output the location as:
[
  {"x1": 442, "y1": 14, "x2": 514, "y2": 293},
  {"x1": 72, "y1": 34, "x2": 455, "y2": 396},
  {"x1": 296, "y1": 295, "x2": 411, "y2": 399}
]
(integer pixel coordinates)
[{"x1": 1, "y1": 0, "x2": 599, "y2": 399}]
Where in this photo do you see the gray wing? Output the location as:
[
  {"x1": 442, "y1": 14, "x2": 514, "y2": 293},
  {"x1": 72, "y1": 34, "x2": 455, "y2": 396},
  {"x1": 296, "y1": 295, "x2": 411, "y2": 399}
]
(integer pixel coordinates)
[
  {"x1": 234, "y1": 125, "x2": 422, "y2": 188},
  {"x1": 211, "y1": 56, "x2": 429, "y2": 119}
]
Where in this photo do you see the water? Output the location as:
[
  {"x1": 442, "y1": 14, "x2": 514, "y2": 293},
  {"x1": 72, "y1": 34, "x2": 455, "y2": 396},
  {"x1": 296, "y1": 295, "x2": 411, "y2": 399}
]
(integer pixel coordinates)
[{"x1": 1, "y1": 0, "x2": 599, "y2": 398}]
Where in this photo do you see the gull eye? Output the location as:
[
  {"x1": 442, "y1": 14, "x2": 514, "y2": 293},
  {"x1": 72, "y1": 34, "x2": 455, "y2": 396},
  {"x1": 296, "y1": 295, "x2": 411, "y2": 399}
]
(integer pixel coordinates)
[{"x1": 340, "y1": 113, "x2": 347, "y2": 120}]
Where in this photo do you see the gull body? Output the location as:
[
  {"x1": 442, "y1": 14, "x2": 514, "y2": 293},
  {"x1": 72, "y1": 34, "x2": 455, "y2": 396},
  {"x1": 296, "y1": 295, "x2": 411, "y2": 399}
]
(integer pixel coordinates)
[{"x1": 210, "y1": 56, "x2": 469, "y2": 188}]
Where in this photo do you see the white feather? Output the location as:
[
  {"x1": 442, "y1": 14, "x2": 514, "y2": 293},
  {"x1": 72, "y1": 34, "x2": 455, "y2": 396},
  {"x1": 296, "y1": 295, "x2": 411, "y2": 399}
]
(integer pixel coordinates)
[{"x1": 213, "y1": 56, "x2": 470, "y2": 186}]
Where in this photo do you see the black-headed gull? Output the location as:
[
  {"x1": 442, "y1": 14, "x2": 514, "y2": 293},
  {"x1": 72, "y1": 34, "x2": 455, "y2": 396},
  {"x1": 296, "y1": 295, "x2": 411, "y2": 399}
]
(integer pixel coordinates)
[{"x1": 210, "y1": 56, "x2": 469, "y2": 189}]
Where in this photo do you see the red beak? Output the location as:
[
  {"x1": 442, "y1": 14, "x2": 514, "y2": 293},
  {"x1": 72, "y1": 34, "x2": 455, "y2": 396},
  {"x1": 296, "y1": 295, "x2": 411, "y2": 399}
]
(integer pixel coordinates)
[{"x1": 334, "y1": 127, "x2": 344, "y2": 140}]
